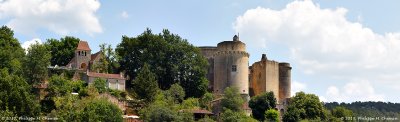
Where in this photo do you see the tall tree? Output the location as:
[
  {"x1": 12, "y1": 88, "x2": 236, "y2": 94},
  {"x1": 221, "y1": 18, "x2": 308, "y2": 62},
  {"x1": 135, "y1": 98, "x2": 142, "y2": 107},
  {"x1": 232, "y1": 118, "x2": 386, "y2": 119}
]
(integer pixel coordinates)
[
  {"x1": 101, "y1": 43, "x2": 119, "y2": 73},
  {"x1": 132, "y1": 63, "x2": 159, "y2": 102},
  {"x1": 116, "y1": 28, "x2": 208, "y2": 98},
  {"x1": 283, "y1": 92, "x2": 327, "y2": 122},
  {"x1": 221, "y1": 87, "x2": 245, "y2": 112},
  {"x1": 91, "y1": 43, "x2": 118, "y2": 73},
  {"x1": 0, "y1": 26, "x2": 25, "y2": 74},
  {"x1": 45, "y1": 36, "x2": 79, "y2": 66},
  {"x1": 24, "y1": 43, "x2": 51, "y2": 85},
  {"x1": 249, "y1": 91, "x2": 277, "y2": 121}
]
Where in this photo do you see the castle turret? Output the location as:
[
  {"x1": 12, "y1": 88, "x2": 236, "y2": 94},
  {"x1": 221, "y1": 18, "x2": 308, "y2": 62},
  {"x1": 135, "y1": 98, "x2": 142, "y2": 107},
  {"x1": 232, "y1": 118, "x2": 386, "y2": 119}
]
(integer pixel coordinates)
[
  {"x1": 213, "y1": 35, "x2": 249, "y2": 98},
  {"x1": 279, "y1": 62, "x2": 291, "y2": 103}
]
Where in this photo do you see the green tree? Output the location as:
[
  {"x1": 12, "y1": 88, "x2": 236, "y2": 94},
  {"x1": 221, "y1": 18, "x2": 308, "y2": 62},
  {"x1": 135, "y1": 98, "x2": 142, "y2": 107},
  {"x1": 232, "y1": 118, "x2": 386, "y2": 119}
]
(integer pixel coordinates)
[
  {"x1": 49, "y1": 94, "x2": 81, "y2": 121},
  {"x1": 249, "y1": 91, "x2": 277, "y2": 121},
  {"x1": 139, "y1": 91, "x2": 193, "y2": 122},
  {"x1": 80, "y1": 98, "x2": 123, "y2": 122},
  {"x1": 99, "y1": 43, "x2": 119, "y2": 73},
  {"x1": 332, "y1": 106, "x2": 353, "y2": 121},
  {"x1": 132, "y1": 63, "x2": 159, "y2": 102},
  {"x1": 45, "y1": 36, "x2": 80, "y2": 66},
  {"x1": 93, "y1": 78, "x2": 107, "y2": 93},
  {"x1": 24, "y1": 43, "x2": 51, "y2": 85},
  {"x1": 116, "y1": 28, "x2": 208, "y2": 98},
  {"x1": 200, "y1": 92, "x2": 213, "y2": 110},
  {"x1": 220, "y1": 109, "x2": 256, "y2": 122},
  {"x1": 46, "y1": 75, "x2": 74, "y2": 97},
  {"x1": 265, "y1": 109, "x2": 280, "y2": 122},
  {"x1": 0, "y1": 68, "x2": 40, "y2": 116},
  {"x1": 165, "y1": 83, "x2": 186, "y2": 103},
  {"x1": 181, "y1": 98, "x2": 200, "y2": 109},
  {"x1": 0, "y1": 26, "x2": 25, "y2": 74},
  {"x1": 145, "y1": 105, "x2": 181, "y2": 122},
  {"x1": 221, "y1": 87, "x2": 244, "y2": 112},
  {"x1": 283, "y1": 92, "x2": 327, "y2": 122}
]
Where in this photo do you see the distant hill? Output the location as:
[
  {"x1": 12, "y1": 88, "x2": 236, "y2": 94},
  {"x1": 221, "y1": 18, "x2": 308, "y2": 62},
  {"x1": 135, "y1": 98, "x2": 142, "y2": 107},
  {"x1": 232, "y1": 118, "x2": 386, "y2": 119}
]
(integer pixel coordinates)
[{"x1": 325, "y1": 101, "x2": 400, "y2": 119}]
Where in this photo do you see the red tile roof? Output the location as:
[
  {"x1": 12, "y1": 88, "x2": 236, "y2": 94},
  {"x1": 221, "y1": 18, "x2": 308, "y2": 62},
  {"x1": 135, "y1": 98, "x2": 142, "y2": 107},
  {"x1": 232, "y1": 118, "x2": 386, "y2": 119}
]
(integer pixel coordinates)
[
  {"x1": 77, "y1": 41, "x2": 91, "y2": 51},
  {"x1": 87, "y1": 72, "x2": 125, "y2": 80}
]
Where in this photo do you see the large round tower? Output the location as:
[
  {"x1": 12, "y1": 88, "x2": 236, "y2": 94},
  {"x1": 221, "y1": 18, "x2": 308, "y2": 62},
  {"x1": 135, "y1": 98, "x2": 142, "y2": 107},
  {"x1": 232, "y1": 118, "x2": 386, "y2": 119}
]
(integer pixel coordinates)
[
  {"x1": 213, "y1": 35, "x2": 250, "y2": 96},
  {"x1": 279, "y1": 62, "x2": 291, "y2": 103}
]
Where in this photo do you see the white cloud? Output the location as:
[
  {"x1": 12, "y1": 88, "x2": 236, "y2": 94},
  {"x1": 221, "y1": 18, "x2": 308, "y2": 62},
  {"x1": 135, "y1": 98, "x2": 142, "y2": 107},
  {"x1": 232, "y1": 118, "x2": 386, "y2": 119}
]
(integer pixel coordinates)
[
  {"x1": 0, "y1": 0, "x2": 102, "y2": 35},
  {"x1": 22, "y1": 38, "x2": 42, "y2": 53},
  {"x1": 291, "y1": 80, "x2": 307, "y2": 96},
  {"x1": 121, "y1": 11, "x2": 129, "y2": 19},
  {"x1": 233, "y1": 0, "x2": 400, "y2": 102},
  {"x1": 324, "y1": 80, "x2": 385, "y2": 102}
]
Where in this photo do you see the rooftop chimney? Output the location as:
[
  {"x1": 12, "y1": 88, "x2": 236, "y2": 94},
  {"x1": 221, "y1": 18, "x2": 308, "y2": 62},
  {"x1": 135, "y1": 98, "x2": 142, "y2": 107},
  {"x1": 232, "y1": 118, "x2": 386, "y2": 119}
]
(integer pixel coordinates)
[{"x1": 261, "y1": 54, "x2": 267, "y2": 61}]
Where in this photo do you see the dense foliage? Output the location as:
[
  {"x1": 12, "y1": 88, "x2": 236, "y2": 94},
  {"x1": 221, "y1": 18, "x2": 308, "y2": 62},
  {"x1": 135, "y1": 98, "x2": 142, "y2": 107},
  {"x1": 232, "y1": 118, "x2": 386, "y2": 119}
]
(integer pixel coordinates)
[
  {"x1": 221, "y1": 87, "x2": 245, "y2": 112},
  {"x1": 283, "y1": 92, "x2": 327, "y2": 122},
  {"x1": 0, "y1": 26, "x2": 25, "y2": 74},
  {"x1": 93, "y1": 78, "x2": 107, "y2": 93},
  {"x1": 131, "y1": 63, "x2": 159, "y2": 102},
  {"x1": 139, "y1": 86, "x2": 196, "y2": 122},
  {"x1": 116, "y1": 29, "x2": 208, "y2": 98},
  {"x1": 24, "y1": 43, "x2": 51, "y2": 85},
  {"x1": 80, "y1": 98, "x2": 123, "y2": 122},
  {"x1": 45, "y1": 36, "x2": 79, "y2": 66},
  {"x1": 325, "y1": 101, "x2": 400, "y2": 120},
  {"x1": 265, "y1": 109, "x2": 280, "y2": 122},
  {"x1": 0, "y1": 69, "x2": 40, "y2": 117},
  {"x1": 249, "y1": 91, "x2": 276, "y2": 121},
  {"x1": 0, "y1": 26, "x2": 40, "y2": 116}
]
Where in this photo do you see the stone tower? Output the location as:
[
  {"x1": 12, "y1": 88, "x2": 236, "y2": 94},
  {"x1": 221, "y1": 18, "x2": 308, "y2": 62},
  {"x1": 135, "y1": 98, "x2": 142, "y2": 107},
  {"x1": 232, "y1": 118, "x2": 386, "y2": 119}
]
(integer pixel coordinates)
[
  {"x1": 213, "y1": 35, "x2": 250, "y2": 98},
  {"x1": 279, "y1": 63, "x2": 291, "y2": 103},
  {"x1": 249, "y1": 54, "x2": 292, "y2": 104},
  {"x1": 75, "y1": 41, "x2": 91, "y2": 69}
]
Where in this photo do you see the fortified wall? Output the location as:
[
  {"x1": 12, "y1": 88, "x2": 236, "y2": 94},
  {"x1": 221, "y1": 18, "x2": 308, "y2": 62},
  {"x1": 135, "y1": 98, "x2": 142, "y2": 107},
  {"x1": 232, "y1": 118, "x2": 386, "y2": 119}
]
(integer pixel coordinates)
[{"x1": 199, "y1": 35, "x2": 292, "y2": 115}]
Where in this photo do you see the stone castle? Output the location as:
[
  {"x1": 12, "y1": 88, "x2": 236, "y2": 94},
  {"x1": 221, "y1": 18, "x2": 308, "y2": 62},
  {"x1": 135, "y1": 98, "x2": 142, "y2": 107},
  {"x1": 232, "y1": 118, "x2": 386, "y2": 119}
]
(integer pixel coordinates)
[{"x1": 199, "y1": 35, "x2": 292, "y2": 115}]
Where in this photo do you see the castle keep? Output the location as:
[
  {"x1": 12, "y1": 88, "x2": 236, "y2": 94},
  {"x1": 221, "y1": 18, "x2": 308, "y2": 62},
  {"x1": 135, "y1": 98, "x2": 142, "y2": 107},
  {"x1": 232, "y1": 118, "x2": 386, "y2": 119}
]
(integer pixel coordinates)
[{"x1": 199, "y1": 35, "x2": 292, "y2": 114}]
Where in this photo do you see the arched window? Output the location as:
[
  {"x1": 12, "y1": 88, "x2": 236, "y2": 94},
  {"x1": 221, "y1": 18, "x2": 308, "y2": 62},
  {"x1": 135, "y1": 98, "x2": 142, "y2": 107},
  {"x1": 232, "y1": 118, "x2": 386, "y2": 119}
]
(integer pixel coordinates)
[{"x1": 81, "y1": 63, "x2": 87, "y2": 69}]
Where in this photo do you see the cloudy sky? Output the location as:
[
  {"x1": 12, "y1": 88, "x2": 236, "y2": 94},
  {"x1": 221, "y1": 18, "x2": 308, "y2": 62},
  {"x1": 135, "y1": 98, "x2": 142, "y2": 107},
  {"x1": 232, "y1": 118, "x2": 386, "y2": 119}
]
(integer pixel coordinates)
[{"x1": 1, "y1": 0, "x2": 399, "y2": 102}]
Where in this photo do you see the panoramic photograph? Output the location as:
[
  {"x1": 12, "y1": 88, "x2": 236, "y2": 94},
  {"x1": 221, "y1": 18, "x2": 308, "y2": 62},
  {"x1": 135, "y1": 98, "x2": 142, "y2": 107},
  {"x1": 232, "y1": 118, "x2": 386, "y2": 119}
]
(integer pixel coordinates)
[{"x1": 0, "y1": 0, "x2": 399, "y2": 121}]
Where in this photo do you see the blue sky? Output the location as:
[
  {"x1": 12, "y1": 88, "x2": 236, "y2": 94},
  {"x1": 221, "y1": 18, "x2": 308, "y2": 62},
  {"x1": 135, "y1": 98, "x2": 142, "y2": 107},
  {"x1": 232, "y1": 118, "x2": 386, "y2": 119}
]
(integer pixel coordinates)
[{"x1": 1, "y1": 0, "x2": 399, "y2": 102}]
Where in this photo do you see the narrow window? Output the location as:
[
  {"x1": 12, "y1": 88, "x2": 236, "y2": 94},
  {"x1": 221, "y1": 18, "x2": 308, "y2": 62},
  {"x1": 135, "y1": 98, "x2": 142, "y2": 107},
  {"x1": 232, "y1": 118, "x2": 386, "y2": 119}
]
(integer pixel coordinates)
[
  {"x1": 78, "y1": 51, "x2": 80, "y2": 56},
  {"x1": 232, "y1": 65, "x2": 237, "y2": 72}
]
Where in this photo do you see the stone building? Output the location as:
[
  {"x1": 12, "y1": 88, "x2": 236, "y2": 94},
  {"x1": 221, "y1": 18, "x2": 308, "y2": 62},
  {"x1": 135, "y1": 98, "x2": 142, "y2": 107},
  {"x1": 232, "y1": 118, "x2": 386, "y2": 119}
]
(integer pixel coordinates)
[
  {"x1": 199, "y1": 35, "x2": 291, "y2": 116},
  {"x1": 249, "y1": 54, "x2": 291, "y2": 103},
  {"x1": 66, "y1": 41, "x2": 126, "y2": 91}
]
